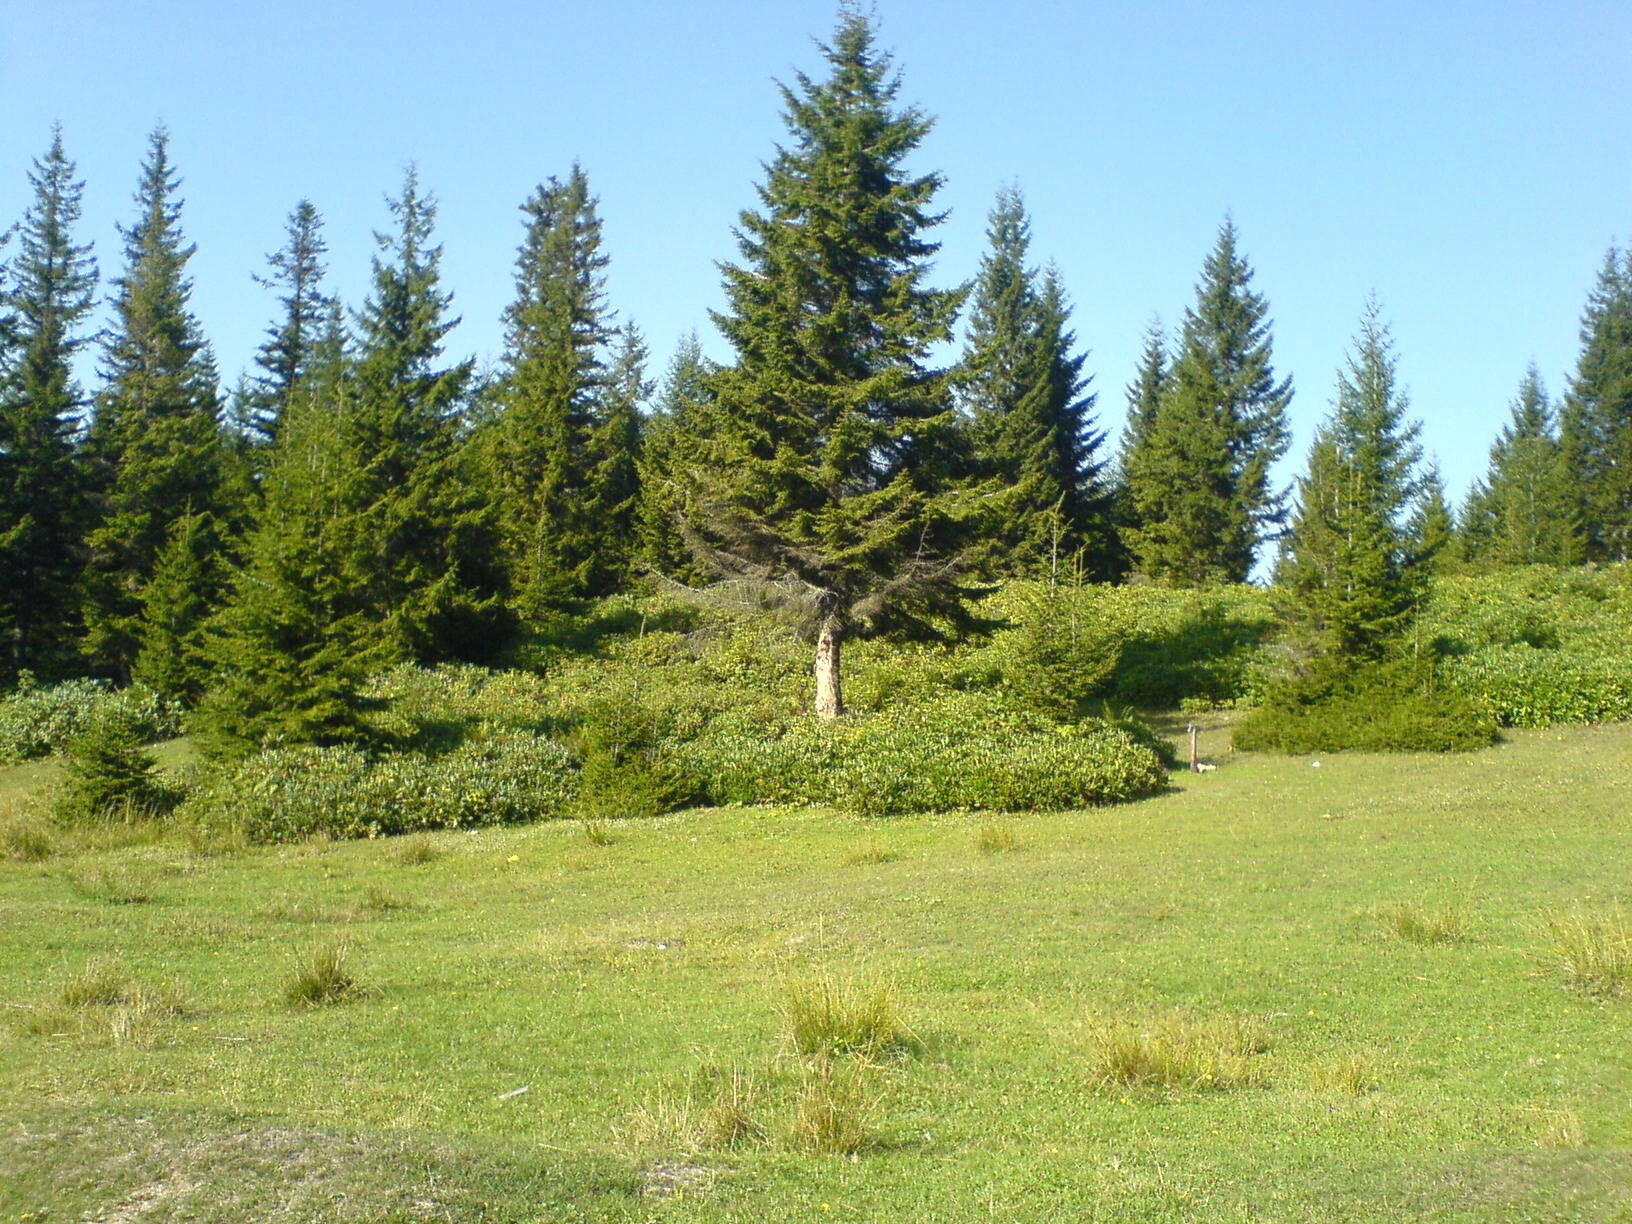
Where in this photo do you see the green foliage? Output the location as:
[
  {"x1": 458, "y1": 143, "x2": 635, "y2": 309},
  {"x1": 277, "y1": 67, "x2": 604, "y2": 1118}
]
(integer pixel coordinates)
[
  {"x1": 0, "y1": 127, "x2": 98, "y2": 685},
  {"x1": 1423, "y1": 567, "x2": 1632, "y2": 726},
  {"x1": 1461, "y1": 364, "x2": 1578, "y2": 566},
  {"x1": 957, "y1": 187, "x2": 1110, "y2": 577},
  {"x1": 82, "y1": 126, "x2": 226, "y2": 683},
  {"x1": 1233, "y1": 654, "x2": 1498, "y2": 753},
  {"x1": 1278, "y1": 300, "x2": 1424, "y2": 660},
  {"x1": 1124, "y1": 219, "x2": 1292, "y2": 583},
  {"x1": 683, "y1": 9, "x2": 979, "y2": 715},
  {"x1": 680, "y1": 691, "x2": 1168, "y2": 815},
  {"x1": 53, "y1": 709, "x2": 166, "y2": 822},
  {"x1": 483, "y1": 163, "x2": 635, "y2": 615},
  {"x1": 183, "y1": 734, "x2": 578, "y2": 843},
  {"x1": 975, "y1": 579, "x2": 1123, "y2": 716},
  {"x1": 0, "y1": 677, "x2": 179, "y2": 764},
  {"x1": 1558, "y1": 245, "x2": 1632, "y2": 563}
]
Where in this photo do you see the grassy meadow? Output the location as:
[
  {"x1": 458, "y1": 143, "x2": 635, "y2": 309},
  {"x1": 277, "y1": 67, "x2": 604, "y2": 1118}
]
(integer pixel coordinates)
[{"x1": 3, "y1": 714, "x2": 1629, "y2": 1221}]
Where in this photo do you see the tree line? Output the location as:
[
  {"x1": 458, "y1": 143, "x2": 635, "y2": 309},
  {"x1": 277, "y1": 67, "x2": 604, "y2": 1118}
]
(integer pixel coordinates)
[{"x1": 0, "y1": 9, "x2": 1627, "y2": 737}]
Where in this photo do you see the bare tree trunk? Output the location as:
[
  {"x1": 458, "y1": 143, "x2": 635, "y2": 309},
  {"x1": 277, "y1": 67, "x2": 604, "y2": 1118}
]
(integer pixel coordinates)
[{"x1": 814, "y1": 618, "x2": 844, "y2": 719}]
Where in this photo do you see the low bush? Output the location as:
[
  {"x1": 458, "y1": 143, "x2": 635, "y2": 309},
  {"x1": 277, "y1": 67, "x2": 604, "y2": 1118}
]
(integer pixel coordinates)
[
  {"x1": 1233, "y1": 656, "x2": 1498, "y2": 754},
  {"x1": 185, "y1": 733, "x2": 578, "y2": 843},
  {"x1": 1380, "y1": 900, "x2": 1465, "y2": 944},
  {"x1": 1424, "y1": 567, "x2": 1632, "y2": 727},
  {"x1": 0, "y1": 677, "x2": 180, "y2": 765},
  {"x1": 682, "y1": 693, "x2": 1169, "y2": 816}
]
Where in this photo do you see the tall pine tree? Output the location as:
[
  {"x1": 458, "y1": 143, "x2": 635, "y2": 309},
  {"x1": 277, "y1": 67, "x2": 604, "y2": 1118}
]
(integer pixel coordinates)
[
  {"x1": 637, "y1": 330, "x2": 715, "y2": 581},
  {"x1": 1461, "y1": 364, "x2": 1577, "y2": 565},
  {"x1": 82, "y1": 126, "x2": 225, "y2": 684},
  {"x1": 242, "y1": 199, "x2": 333, "y2": 450},
  {"x1": 490, "y1": 163, "x2": 633, "y2": 615},
  {"x1": 0, "y1": 128, "x2": 98, "y2": 684},
  {"x1": 1278, "y1": 299, "x2": 1423, "y2": 660},
  {"x1": 345, "y1": 165, "x2": 505, "y2": 662},
  {"x1": 683, "y1": 8, "x2": 976, "y2": 718},
  {"x1": 956, "y1": 187, "x2": 1108, "y2": 576},
  {"x1": 1125, "y1": 219, "x2": 1292, "y2": 583},
  {"x1": 1558, "y1": 246, "x2": 1632, "y2": 562}
]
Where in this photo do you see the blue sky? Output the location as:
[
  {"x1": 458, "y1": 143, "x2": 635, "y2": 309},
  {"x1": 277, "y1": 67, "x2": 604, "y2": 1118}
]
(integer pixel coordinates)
[{"x1": 2, "y1": 0, "x2": 1629, "y2": 515}]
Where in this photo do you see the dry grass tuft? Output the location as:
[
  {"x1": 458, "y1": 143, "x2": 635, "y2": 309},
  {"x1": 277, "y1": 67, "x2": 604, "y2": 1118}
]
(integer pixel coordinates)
[
  {"x1": 787, "y1": 1061, "x2": 874, "y2": 1155},
  {"x1": 389, "y1": 835, "x2": 442, "y2": 866},
  {"x1": 1309, "y1": 1052, "x2": 1377, "y2": 1095},
  {"x1": 1541, "y1": 905, "x2": 1631, "y2": 997},
  {"x1": 1086, "y1": 1011, "x2": 1271, "y2": 1092},
  {"x1": 974, "y1": 822, "x2": 1017, "y2": 855},
  {"x1": 283, "y1": 939, "x2": 359, "y2": 1007},
  {"x1": 0, "y1": 805, "x2": 56, "y2": 861},
  {"x1": 1380, "y1": 900, "x2": 1465, "y2": 944},
  {"x1": 843, "y1": 836, "x2": 896, "y2": 865},
  {"x1": 781, "y1": 970, "x2": 915, "y2": 1061}
]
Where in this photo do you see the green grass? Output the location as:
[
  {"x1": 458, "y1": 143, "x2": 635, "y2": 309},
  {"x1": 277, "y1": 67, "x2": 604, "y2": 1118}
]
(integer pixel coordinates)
[{"x1": 2, "y1": 721, "x2": 1631, "y2": 1220}]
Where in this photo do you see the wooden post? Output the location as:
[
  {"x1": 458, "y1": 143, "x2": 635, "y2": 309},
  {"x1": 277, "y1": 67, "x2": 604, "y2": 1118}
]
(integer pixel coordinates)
[{"x1": 1188, "y1": 723, "x2": 1199, "y2": 773}]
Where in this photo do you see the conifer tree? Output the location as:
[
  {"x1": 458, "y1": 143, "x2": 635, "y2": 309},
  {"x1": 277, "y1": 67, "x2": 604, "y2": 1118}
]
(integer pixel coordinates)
[
  {"x1": 243, "y1": 199, "x2": 333, "y2": 449},
  {"x1": 194, "y1": 376, "x2": 390, "y2": 757},
  {"x1": 130, "y1": 509, "x2": 223, "y2": 702},
  {"x1": 1558, "y1": 246, "x2": 1632, "y2": 561},
  {"x1": 82, "y1": 127, "x2": 225, "y2": 683},
  {"x1": 0, "y1": 128, "x2": 97, "y2": 683},
  {"x1": 1126, "y1": 220, "x2": 1292, "y2": 582},
  {"x1": 1461, "y1": 364, "x2": 1577, "y2": 565},
  {"x1": 684, "y1": 8, "x2": 976, "y2": 718},
  {"x1": 1409, "y1": 460, "x2": 1458, "y2": 576},
  {"x1": 345, "y1": 166, "x2": 505, "y2": 661},
  {"x1": 586, "y1": 322, "x2": 648, "y2": 587},
  {"x1": 1278, "y1": 300, "x2": 1422, "y2": 659},
  {"x1": 637, "y1": 330, "x2": 715, "y2": 580},
  {"x1": 956, "y1": 188, "x2": 1109, "y2": 576},
  {"x1": 491, "y1": 163, "x2": 628, "y2": 614}
]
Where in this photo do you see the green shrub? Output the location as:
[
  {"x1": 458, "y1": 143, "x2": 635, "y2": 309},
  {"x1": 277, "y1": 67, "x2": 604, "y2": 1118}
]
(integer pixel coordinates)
[
  {"x1": 52, "y1": 711, "x2": 167, "y2": 823},
  {"x1": 0, "y1": 677, "x2": 180, "y2": 765},
  {"x1": 186, "y1": 733, "x2": 579, "y2": 843},
  {"x1": 681, "y1": 692, "x2": 1169, "y2": 815},
  {"x1": 1424, "y1": 568, "x2": 1632, "y2": 727},
  {"x1": 1233, "y1": 656, "x2": 1499, "y2": 754}
]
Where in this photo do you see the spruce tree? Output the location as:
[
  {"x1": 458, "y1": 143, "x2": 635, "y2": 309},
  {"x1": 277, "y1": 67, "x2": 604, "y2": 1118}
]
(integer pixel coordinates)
[
  {"x1": 1462, "y1": 364, "x2": 1577, "y2": 565},
  {"x1": 684, "y1": 9, "x2": 976, "y2": 718},
  {"x1": 1278, "y1": 300, "x2": 1423, "y2": 660},
  {"x1": 637, "y1": 330, "x2": 715, "y2": 581},
  {"x1": 0, "y1": 128, "x2": 98, "y2": 684},
  {"x1": 82, "y1": 126, "x2": 225, "y2": 683},
  {"x1": 194, "y1": 376, "x2": 391, "y2": 758},
  {"x1": 491, "y1": 163, "x2": 627, "y2": 614},
  {"x1": 1409, "y1": 460, "x2": 1458, "y2": 576},
  {"x1": 345, "y1": 166, "x2": 505, "y2": 661},
  {"x1": 1558, "y1": 246, "x2": 1632, "y2": 561},
  {"x1": 243, "y1": 199, "x2": 333, "y2": 449},
  {"x1": 586, "y1": 322, "x2": 648, "y2": 588},
  {"x1": 1126, "y1": 220, "x2": 1292, "y2": 582},
  {"x1": 956, "y1": 188, "x2": 1108, "y2": 576}
]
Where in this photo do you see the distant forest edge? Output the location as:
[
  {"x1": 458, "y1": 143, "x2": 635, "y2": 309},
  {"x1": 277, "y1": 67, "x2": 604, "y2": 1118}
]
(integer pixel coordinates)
[{"x1": 1, "y1": 11, "x2": 1628, "y2": 824}]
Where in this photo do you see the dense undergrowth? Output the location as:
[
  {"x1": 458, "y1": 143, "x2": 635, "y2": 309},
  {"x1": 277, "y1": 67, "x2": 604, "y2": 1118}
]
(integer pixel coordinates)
[{"x1": 3, "y1": 567, "x2": 1628, "y2": 842}]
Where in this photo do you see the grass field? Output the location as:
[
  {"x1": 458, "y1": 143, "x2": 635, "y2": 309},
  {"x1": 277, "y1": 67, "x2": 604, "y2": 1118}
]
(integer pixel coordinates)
[{"x1": 2, "y1": 717, "x2": 1630, "y2": 1221}]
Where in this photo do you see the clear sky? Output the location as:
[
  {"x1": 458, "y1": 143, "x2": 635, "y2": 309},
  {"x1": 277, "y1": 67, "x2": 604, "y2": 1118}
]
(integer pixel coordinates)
[{"x1": 2, "y1": 0, "x2": 1629, "y2": 517}]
